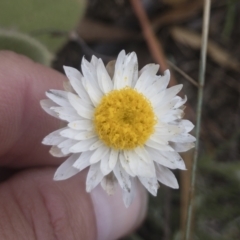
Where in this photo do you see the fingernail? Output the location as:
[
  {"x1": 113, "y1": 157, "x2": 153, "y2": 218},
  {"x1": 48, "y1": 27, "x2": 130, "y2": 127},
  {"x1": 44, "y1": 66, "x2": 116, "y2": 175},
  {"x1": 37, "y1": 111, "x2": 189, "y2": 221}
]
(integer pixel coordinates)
[{"x1": 90, "y1": 181, "x2": 147, "y2": 240}]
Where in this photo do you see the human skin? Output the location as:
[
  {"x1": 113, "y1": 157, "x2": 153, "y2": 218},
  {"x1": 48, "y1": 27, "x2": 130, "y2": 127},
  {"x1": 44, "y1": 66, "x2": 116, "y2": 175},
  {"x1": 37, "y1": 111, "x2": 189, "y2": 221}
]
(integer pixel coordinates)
[{"x1": 0, "y1": 51, "x2": 147, "y2": 240}]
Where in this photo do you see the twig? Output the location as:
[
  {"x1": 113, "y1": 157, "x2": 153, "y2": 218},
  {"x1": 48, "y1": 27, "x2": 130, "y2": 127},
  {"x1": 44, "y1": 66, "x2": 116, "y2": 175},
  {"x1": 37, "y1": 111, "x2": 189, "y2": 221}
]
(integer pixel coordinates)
[
  {"x1": 184, "y1": 1, "x2": 211, "y2": 240},
  {"x1": 130, "y1": 0, "x2": 177, "y2": 87},
  {"x1": 167, "y1": 61, "x2": 200, "y2": 88},
  {"x1": 152, "y1": 0, "x2": 204, "y2": 30}
]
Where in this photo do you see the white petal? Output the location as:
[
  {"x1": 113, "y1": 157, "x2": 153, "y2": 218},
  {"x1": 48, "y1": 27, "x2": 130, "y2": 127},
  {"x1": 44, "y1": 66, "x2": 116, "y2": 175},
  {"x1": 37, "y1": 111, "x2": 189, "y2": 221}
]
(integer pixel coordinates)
[
  {"x1": 155, "y1": 122, "x2": 182, "y2": 135},
  {"x1": 177, "y1": 120, "x2": 194, "y2": 132},
  {"x1": 89, "y1": 145, "x2": 109, "y2": 164},
  {"x1": 40, "y1": 99, "x2": 59, "y2": 118},
  {"x1": 64, "y1": 66, "x2": 92, "y2": 104},
  {"x1": 155, "y1": 164, "x2": 179, "y2": 189},
  {"x1": 135, "y1": 64, "x2": 159, "y2": 92},
  {"x1": 113, "y1": 50, "x2": 126, "y2": 89},
  {"x1": 100, "y1": 151, "x2": 112, "y2": 175},
  {"x1": 73, "y1": 151, "x2": 92, "y2": 170},
  {"x1": 113, "y1": 161, "x2": 131, "y2": 192},
  {"x1": 68, "y1": 120, "x2": 93, "y2": 130},
  {"x1": 149, "y1": 90, "x2": 165, "y2": 108},
  {"x1": 120, "y1": 152, "x2": 136, "y2": 177},
  {"x1": 50, "y1": 106, "x2": 80, "y2": 122},
  {"x1": 151, "y1": 69, "x2": 170, "y2": 93},
  {"x1": 138, "y1": 176, "x2": 159, "y2": 196},
  {"x1": 50, "y1": 146, "x2": 69, "y2": 157},
  {"x1": 123, "y1": 150, "x2": 138, "y2": 176},
  {"x1": 145, "y1": 139, "x2": 175, "y2": 152},
  {"x1": 141, "y1": 78, "x2": 159, "y2": 100},
  {"x1": 109, "y1": 149, "x2": 119, "y2": 170},
  {"x1": 122, "y1": 177, "x2": 135, "y2": 208},
  {"x1": 42, "y1": 128, "x2": 66, "y2": 145},
  {"x1": 68, "y1": 92, "x2": 93, "y2": 119},
  {"x1": 91, "y1": 55, "x2": 98, "y2": 67},
  {"x1": 138, "y1": 63, "x2": 159, "y2": 77},
  {"x1": 174, "y1": 95, "x2": 187, "y2": 108},
  {"x1": 60, "y1": 128, "x2": 79, "y2": 139},
  {"x1": 81, "y1": 57, "x2": 104, "y2": 106},
  {"x1": 97, "y1": 59, "x2": 113, "y2": 94},
  {"x1": 81, "y1": 57, "x2": 99, "y2": 85},
  {"x1": 74, "y1": 130, "x2": 96, "y2": 140},
  {"x1": 70, "y1": 137, "x2": 98, "y2": 153},
  {"x1": 61, "y1": 146, "x2": 71, "y2": 155},
  {"x1": 161, "y1": 84, "x2": 183, "y2": 104},
  {"x1": 58, "y1": 138, "x2": 78, "y2": 149},
  {"x1": 170, "y1": 142, "x2": 195, "y2": 152},
  {"x1": 171, "y1": 133, "x2": 196, "y2": 143},
  {"x1": 134, "y1": 146, "x2": 151, "y2": 163},
  {"x1": 54, "y1": 154, "x2": 81, "y2": 180},
  {"x1": 150, "y1": 133, "x2": 171, "y2": 145},
  {"x1": 135, "y1": 157, "x2": 156, "y2": 178},
  {"x1": 106, "y1": 60, "x2": 115, "y2": 79},
  {"x1": 89, "y1": 139, "x2": 104, "y2": 151},
  {"x1": 86, "y1": 162, "x2": 104, "y2": 192},
  {"x1": 159, "y1": 69, "x2": 171, "y2": 91},
  {"x1": 120, "y1": 52, "x2": 138, "y2": 88},
  {"x1": 63, "y1": 80, "x2": 74, "y2": 92},
  {"x1": 160, "y1": 109, "x2": 184, "y2": 122},
  {"x1": 46, "y1": 90, "x2": 71, "y2": 107},
  {"x1": 131, "y1": 57, "x2": 138, "y2": 88},
  {"x1": 63, "y1": 65, "x2": 82, "y2": 80},
  {"x1": 101, "y1": 173, "x2": 117, "y2": 195},
  {"x1": 160, "y1": 151, "x2": 186, "y2": 170},
  {"x1": 154, "y1": 98, "x2": 180, "y2": 117},
  {"x1": 82, "y1": 77, "x2": 103, "y2": 107},
  {"x1": 146, "y1": 146, "x2": 178, "y2": 169},
  {"x1": 125, "y1": 150, "x2": 156, "y2": 178}
]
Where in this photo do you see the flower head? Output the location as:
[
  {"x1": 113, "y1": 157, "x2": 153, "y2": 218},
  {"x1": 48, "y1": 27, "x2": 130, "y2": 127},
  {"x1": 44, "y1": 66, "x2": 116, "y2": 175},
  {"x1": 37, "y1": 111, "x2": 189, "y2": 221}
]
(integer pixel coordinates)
[{"x1": 41, "y1": 50, "x2": 195, "y2": 207}]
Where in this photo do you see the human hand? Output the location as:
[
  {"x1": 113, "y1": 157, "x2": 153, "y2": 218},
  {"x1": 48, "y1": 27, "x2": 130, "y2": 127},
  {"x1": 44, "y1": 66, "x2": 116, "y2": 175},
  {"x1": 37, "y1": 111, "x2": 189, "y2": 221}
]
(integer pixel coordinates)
[{"x1": 0, "y1": 51, "x2": 147, "y2": 240}]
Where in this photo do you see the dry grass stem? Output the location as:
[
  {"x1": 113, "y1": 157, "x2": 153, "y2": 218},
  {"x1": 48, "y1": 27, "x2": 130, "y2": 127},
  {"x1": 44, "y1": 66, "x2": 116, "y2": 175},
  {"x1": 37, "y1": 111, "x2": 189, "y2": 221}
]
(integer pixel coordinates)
[
  {"x1": 171, "y1": 26, "x2": 240, "y2": 72},
  {"x1": 167, "y1": 61, "x2": 200, "y2": 88},
  {"x1": 184, "y1": 0, "x2": 211, "y2": 239},
  {"x1": 130, "y1": 0, "x2": 177, "y2": 87}
]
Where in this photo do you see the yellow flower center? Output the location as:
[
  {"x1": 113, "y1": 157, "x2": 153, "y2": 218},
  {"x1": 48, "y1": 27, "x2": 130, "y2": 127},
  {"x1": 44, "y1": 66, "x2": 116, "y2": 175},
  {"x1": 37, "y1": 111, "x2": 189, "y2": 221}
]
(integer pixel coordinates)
[{"x1": 94, "y1": 88, "x2": 156, "y2": 150}]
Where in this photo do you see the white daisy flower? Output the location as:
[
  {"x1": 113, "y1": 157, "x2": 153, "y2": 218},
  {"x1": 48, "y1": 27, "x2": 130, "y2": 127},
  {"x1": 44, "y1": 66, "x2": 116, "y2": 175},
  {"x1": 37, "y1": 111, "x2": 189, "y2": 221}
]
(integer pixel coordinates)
[{"x1": 41, "y1": 50, "x2": 195, "y2": 207}]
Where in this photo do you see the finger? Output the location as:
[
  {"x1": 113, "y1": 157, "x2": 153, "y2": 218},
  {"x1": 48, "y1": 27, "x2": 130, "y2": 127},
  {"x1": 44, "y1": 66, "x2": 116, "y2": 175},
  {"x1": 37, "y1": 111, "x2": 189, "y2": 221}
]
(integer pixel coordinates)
[
  {"x1": 0, "y1": 168, "x2": 147, "y2": 240},
  {"x1": 0, "y1": 51, "x2": 66, "y2": 167}
]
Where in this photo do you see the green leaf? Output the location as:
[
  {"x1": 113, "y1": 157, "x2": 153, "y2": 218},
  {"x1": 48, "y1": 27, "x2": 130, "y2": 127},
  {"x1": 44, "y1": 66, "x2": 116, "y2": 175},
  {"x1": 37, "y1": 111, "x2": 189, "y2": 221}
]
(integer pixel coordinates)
[
  {"x1": 0, "y1": 29, "x2": 53, "y2": 65},
  {"x1": 0, "y1": 0, "x2": 86, "y2": 52}
]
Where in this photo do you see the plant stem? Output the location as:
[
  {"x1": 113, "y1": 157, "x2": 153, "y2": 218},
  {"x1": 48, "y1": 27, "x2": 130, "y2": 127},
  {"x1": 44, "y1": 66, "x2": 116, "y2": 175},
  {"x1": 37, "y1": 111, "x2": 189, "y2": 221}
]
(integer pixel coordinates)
[{"x1": 184, "y1": 0, "x2": 211, "y2": 239}]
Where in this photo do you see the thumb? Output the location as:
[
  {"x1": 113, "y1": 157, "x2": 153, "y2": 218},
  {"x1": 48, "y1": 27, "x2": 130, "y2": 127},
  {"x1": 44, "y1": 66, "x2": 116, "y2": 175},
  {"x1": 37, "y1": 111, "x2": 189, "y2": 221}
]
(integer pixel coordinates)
[{"x1": 0, "y1": 168, "x2": 147, "y2": 240}]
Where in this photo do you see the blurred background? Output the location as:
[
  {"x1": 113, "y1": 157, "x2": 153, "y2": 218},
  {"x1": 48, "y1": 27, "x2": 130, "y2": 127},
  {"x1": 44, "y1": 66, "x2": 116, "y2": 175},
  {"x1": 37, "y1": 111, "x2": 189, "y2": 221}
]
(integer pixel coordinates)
[{"x1": 0, "y1": 0, "x2": 240, "y2": 239}]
